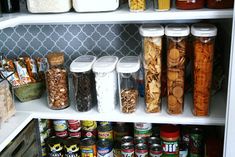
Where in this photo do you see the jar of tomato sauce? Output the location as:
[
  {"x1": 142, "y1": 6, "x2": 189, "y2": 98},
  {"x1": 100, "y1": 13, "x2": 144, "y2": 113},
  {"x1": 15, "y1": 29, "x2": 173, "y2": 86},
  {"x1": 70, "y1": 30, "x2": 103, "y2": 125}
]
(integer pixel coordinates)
[{"x1": 176, "y1": 0, "x2": 205, "y2": 10}]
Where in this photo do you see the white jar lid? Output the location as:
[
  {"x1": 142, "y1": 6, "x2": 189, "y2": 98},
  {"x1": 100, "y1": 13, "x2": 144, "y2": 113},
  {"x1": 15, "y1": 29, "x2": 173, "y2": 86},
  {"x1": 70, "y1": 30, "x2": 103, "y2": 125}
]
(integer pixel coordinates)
[
  {"x1": 139, "y1": 24, "x2": 164, "y2": 37},
  {"x1": 191, "y1": 24, "x2": 217, "y2": 37},
  {"x1": 70, "y1": 55, "x2": 97, "y2": 73},
  {"x1": 165, "y1": 24, "x2": 190, "y2": 37},
  {"x1": 116, "y1": 56, "x2": 140, "y2": 73},
  {"x1": 92, "y1": 56, "x2": 118, "y2": 73}
]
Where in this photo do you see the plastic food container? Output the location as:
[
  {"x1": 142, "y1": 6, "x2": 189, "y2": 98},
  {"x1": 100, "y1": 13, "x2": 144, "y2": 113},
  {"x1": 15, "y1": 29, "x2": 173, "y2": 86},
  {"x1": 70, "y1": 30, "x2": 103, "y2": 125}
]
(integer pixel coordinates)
[
  {"x1": 153, "y1": 0, "x2": 171, "y2": 11},
  {"x1": 139, "y1": 25, "x2": 164, "y2": 113},
  {"x1": 165, "y1": 24, "x2": 190, "y2": 115},
  {"x1": 73, "y1": 0, "x2": 119, "y2": 12},
  {"x1": 191, "y1": 24, "x2": 217, "y2": 116},
  {"x1": 46, "y1": 52, "x2": 69, "y2": 110},
  {"x1": 176, "y1": 0, "x2": 205, "y2": 10},
  {"x1": 70, "y1": 55, "x2": 97, "y2": 112},
  {"x1": 128, "y1": 0, "x2": 146, "y2": 12},
  {"x1": 26, "y1": 0, "x2": 72, "y2": 13},
  {"x1": 117, "y1": 56, "x2": 140, "y2": 114},
  {"x1": 92, "y1": 56, "x2": 118, "y2": 113},
  {"x1": 207, "y1": 0, "x2": 234, "y2": 9}
]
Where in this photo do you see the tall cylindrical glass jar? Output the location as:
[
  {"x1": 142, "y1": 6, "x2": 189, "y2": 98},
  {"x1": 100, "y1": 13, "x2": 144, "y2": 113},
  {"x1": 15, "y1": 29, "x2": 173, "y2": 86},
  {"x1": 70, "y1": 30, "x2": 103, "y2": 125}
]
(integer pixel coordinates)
[
  {"x1": 165, "y1": 24, "x2": 190, "y2": 115},
  {"x1": 92, "y1": 56, "x2": 118, "y2": 113},
  {"x1": 117, "y1": 56, "x2": 140, "y2": 114},
  {"x1": 139, "y1": 25, "x2": 164, "y2": 113},
  {"x1": 70, "y1": 55, "x2": 97, "y2": 112},
  {"x1": 46, "y1": 52, "x2": 69, "y2": 110},
  {"x1": 191, "y1": 24, "x2": 217, "y2": 116}
]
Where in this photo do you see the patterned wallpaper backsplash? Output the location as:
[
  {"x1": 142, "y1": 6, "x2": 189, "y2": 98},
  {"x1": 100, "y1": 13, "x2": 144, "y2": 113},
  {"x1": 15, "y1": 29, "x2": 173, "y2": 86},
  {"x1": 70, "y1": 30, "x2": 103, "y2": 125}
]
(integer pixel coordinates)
[{"x1": 0, "y1": 24, "x2": 142, "y2": 66}]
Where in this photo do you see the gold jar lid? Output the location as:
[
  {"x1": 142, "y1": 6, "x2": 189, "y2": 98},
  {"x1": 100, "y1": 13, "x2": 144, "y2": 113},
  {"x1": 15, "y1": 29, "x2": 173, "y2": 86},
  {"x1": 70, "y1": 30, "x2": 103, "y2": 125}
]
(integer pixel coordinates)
[{"x1": 46, "y1": 52, "x2": 64, "y2": 66}]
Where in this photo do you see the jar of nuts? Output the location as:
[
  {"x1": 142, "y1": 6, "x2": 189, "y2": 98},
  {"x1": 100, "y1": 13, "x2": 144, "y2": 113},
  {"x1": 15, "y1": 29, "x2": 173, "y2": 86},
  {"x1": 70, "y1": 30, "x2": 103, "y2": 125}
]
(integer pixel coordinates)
[
  {"x1": 191, "y1": 24, "x2": 217, "y2": 116},
  {"x1": 70, "y1": 55, "x2": 97, "y2": 112},
  {"x1": 139, "y1": 25, "x2": 164, "y2": 113},
  {"x1": 165, "y1": 24, "x2": 190, "y2": 115},
  {"x1": 92, "y1": 56, "x2": 118, "y2": 113},
  {"x1": 45, "y1": 52, "x2": 69, "y2": 110},
  {"x1": 116, "y1": 56, "x2": 140, "y2": 114}
]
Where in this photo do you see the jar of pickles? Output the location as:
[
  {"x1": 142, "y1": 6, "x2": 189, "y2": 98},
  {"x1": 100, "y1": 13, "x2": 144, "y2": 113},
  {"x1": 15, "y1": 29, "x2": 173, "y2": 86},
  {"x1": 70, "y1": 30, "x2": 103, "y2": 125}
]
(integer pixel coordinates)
[
  {"x1": 176, "y1": 0, "x2": 205, "y2": 10},
  {"x1": 165, "y1": 24, "x2": 190, "y2": 115},
  {"x1": 139, "y1": 25, "x2": 164, "y2": 113},
  {"x1": 70, "y1": 55, "x2": 97, "y2": 112},
  {"x1": 92, "y1": 56, "x2": 118, "y2": 113},
  {"x1": 128, "y1": 0, "x2": 146, "y2": 12},
  {"x1": 46, "y1": 52, "x2": 69, "y2": 110},
  {"x1": 191, "y1": 24, "x2": 217, "y2": 116},
  {"x1": 117, "y1": 56, "x2": 140, "y2": 114}
]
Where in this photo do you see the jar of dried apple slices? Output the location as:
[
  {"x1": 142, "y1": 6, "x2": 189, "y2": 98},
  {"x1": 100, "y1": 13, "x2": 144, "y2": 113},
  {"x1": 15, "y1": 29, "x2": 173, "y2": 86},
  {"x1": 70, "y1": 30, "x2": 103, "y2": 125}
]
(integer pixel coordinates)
[
  {"x1": 139, "y1": 25, "x2": 164, "y2": 113},
  {"x1": 165, "y1": 24, "x2": 190, "y2": 115},
  {"x1": 191, "y1": 24, "x2": 217, "y2": 116}
]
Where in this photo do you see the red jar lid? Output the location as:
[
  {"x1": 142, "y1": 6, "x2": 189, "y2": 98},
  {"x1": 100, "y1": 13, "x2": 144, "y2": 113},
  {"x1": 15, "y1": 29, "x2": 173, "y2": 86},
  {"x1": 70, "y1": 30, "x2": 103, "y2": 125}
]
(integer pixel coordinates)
[{"x1": 160, "y1": 125, "x2": 180, "y2": 138}]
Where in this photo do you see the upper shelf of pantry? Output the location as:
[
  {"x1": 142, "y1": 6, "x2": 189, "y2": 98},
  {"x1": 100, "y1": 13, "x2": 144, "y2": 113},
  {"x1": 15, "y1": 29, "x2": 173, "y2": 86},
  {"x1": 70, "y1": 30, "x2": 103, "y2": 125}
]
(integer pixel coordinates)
[{"x1": 0, "y1": 5, "x2": 233, "y2": 29}]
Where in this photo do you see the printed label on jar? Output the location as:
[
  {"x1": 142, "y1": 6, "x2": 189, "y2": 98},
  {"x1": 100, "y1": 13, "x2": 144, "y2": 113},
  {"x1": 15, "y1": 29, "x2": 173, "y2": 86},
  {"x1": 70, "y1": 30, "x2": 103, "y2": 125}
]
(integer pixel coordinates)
[
  {"x1": 150, "y1": 152, "x2": 162, "y2": 157},
  {"x1": 98, "y1": 130, "x2": 113, "y2": 140},
  {"x1": 69, "y1": 131, "x2": 81, "y2": 138},
  {"x1": 134, "y1": 123, "x2": 152, "y2": 131},
  {"x1": 114, "y1": 148, "x2": 121, "y2": 157},
  {"x1": 82, "y1": 130, "x2": 97, "y2": 138},
  {"x1": 81, "y1": 148, "x2": 94, "y2": 157},
  {"x1": 98, "y1": 147, "x2": 113, "y2": 157},
  {"x1": 53, "y1": 120, "x2": 67, "y2": 132},
  {"x1": 55, "y1": 130, "x2": 68, "y2": 138},
  {"x1": 134, "y1": 129, "x2": 152, "y2": 138},
  {"x1": 65, "y1": 144, "x2": 80, "y2": 157},
  {"x1": 121, "y1": 149, "x2": 134, "y2": 157},
  {"x1": 135, "y1": 149, "x2": 148, "y2": 157},
  {"x1": 162, "y1": 141, "x2": 179, "y2": 155},
  {"x1": 82, "y1": 121, "x2": 97, "y2": 131}
]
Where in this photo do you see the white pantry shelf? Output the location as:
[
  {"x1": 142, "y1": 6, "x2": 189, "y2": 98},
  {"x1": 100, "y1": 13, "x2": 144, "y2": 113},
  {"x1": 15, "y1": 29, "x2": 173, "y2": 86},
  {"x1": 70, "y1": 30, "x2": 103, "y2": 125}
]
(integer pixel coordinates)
[
  {"x1": 0, "y1": 6, "x2": 233, "y2": 29},
  {"x1": 15, "y1": 93, "x2": 226, "y2": 126},
  {"x1": 0, "y1": 112, "x2": 33, "y2": 152}
]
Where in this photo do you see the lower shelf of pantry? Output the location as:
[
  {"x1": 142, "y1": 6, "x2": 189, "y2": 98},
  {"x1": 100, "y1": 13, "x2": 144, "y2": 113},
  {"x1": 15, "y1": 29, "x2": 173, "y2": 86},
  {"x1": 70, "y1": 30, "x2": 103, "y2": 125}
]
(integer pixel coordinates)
[
  {"x1": 15, "y1": 92, "x2": 226, "y2": 126},
  {"x1": 0, "y1": 112, "x2": 33, "y2": 152}
]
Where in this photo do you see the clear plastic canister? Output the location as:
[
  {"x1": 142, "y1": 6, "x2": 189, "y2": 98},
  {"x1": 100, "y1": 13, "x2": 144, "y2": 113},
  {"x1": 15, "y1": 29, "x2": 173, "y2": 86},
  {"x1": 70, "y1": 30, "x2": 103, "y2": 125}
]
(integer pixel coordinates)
[
  {"x1": 191, "y1": 24, "x2": 217, "y2": 116},
  {"x1": 70, "y1": 55, "x2": 97, "y2": 112},
  {"x1": 117, "y1": 56, "x2": 140, "y2": 113},
  {"x1": 139, "y1": 25, "x2": 164, "y2": 113},
  {"x1": 128, "y1": 0, "x2": 146, "y2": 12},
  {"x1": 45, "y1": 52, "x2": 69, "y2": 110},
  {"x1": 92, "y1": 56, "x2": 118, "y2": 113},
  {"x1": 165, "y1": 24, "x2": 190, "y2": 115}
]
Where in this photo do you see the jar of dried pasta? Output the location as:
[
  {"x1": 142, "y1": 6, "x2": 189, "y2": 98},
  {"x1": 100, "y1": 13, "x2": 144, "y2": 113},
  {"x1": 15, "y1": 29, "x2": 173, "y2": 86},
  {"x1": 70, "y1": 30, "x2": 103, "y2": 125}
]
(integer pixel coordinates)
[
  {"x1": 139, "y1": 25, "x2": 164, "y2": 113},
  {"x1": 191, "y1": 24, "x2": 217, "y2": 116},
  {"x1": 46, "y1": 52, "x2": 69, "y2": 110},
  {"x1": 165, "y1": 24, "x2": 190, "y2": 115},
  {"x1": 117, "y1": 56, "x2": 140, "y2": 113},
  {"x1": 128, "y1": 0, "x2": 146, "y2": 12}
]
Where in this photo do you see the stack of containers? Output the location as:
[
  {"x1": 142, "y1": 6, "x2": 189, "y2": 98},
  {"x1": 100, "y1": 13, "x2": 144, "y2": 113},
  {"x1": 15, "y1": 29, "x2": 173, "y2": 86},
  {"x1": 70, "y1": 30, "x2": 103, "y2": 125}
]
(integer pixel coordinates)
[
  {"x1": 116, "y1": 56, "x2": 140, "y2": 113},
  {"x1": 92, "y1": 56, "x2": 118, "y2": 113},
  {"x1": 165, "y1": 24, "x2": 190, "y2": 115},
  {"x1": 139, "y1": 25, "x2": 164, "y2": 113},
  {"x1": 70, "y1": 55, "x2": 97, "y2": 112}
]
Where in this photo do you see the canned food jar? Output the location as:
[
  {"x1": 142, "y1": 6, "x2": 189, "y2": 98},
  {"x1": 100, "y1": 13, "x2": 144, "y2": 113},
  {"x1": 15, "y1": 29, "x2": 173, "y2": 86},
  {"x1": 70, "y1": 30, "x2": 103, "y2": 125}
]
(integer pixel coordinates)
[
  {"x1": 135, "y1": 143, "x2": 148, "y2": 157},
  {"x1": 153, "y1": 0, "x2": 171, "y2": 11},
  {"x1": 189, "y1": 127, "x2": 203, "y2": 157},
  {"x1": 81, "y1": 138, "x2": 97, "y2": 157},
  {"x1": 45, "y1": 136, "x2": 64, "y2": 157},
  {"x1": 191, "y1": 24, "x2": 217, "y2": 116},
  {"x1": 117, "y1": 56, "x2": 140, "y2": 113},
  {"x1": 92, "y1": 56, "x2": 118, "y2": 113},
  {"x1": 149, "y1": 144, "x2": 163, "y2": 157},
  {"x1": 113, "y1": 123, "x2": 130, "y2": 142},
  {"x1": 64, "y1": 137, "x2": 80, "y2": 157},
  {"x1": 207, "y1": 0, "x2": 234, "y2": 9},
  {"x1": 46, "y1": 52, "x2": 69, "y2": 110},
  {"x1": 134, "y1": 123, "x2": 152, "y2": 138},
  {"x1": 98, "y1": 124, "x2": 113, "y2": 140},
  {"x1": 121, "y1": 136, "x2": 134, "y2": 144},
  {"x1": 97, "y1": 139, "x2": 113, "y2": 157},
  {"x1": 53, "y1": 120, "x2": 67, "y2": 132},
  {"x1": 139, "y1": 25, "x2": 164, "y2": 113},
  {"x1": 165, "y1": 24, "x2": 190, "y2": 115},
  {"x1": 128, "y1": 0, "x2": 146, "y2": 12},
  {"x1": 160, "y1": 125, "x2": 180, "y2": 156},
  {"x1": 176, "y1": 0, "x2": 205, "y2": 10},
  {"x1": 121, "y1": 142, "x2": 134, "y2": 157},
  {"x1": 70, "y1": 55, "x2": 97, "y2": 112}
]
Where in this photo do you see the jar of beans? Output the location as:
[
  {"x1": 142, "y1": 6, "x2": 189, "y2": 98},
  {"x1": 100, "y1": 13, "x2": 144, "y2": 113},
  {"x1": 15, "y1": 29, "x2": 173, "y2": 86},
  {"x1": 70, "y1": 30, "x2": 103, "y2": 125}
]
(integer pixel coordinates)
[
  {"x1": 46, "y1": 52, "x2": 69, "y2": 110},
  {"x1": 116, "y1": 56, "x2": 140, "y2": 113},
  {"x1": 70, "y1": 55, "x2": 97, "y2": 112}
]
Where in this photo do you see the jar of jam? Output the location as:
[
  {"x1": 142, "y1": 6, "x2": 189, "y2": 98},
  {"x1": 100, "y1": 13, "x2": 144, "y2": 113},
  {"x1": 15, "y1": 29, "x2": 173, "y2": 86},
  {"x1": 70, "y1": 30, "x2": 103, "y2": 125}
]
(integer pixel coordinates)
[
  {"x1": 207, "y1": 0, "x2": 234, "y2": 9},
  {"x1": 160, "y1": 125, "x2": 180, "y2": 156},
  {"x1": 176, "y1": 0, "x2": 205, "y2": 10}
]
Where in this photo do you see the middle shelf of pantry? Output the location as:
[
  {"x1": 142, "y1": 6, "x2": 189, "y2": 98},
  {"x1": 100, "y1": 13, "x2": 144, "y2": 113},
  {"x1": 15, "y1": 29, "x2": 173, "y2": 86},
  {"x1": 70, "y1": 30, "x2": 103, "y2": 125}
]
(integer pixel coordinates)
[{"x1": 15, "y1": 92, "x2": 226, "y2": 126}]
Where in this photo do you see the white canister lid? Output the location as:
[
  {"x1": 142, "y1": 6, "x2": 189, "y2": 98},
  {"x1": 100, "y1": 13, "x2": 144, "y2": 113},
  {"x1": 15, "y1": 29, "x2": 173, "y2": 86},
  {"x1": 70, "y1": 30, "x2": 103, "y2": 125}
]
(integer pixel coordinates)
[
  {"x1": 70, "y1": 55, "x2": 97, "y2": 73},
  {"x1": 116, "y1": 56, "x2": 140, "y2": 73},
  {"x1": 165, "y1": 24, "x2": 190, "y2": 37},
  {"x1": 92, "y1": 56, "x2": 118, "y2": 73},
  {"x1": 139, "y1": 24, "x2": 164, "y2": 37},
  {"x1": 191, "y1": 24, "x2": 217, "y2": 37}
]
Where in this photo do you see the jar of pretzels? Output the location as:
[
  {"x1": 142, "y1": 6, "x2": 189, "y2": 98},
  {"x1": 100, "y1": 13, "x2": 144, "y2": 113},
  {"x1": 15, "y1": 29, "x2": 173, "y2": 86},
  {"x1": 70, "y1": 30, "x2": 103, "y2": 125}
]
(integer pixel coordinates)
[
  {"x1": 165, "y1": 24, "x2": 190, "y2": 115},
  {"x1": 191, "y1": 24, "x2": 217, "y2": 116},
  {"x1": 46, "y1": 52, "x2": 69, "y2": 110},
  {"x1": 139, "y1": 25, "x2": 164, "y2": 113},
  {"x1": 117, "y1": 56, "x2": 140, "y2": 113}
]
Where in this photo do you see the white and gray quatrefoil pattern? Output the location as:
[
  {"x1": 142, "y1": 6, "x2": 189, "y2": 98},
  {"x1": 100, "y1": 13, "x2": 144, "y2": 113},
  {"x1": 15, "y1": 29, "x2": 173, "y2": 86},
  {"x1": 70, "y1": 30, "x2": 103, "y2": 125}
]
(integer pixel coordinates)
[{"x1": 0, "y1": 24, "x2": 141, "y2": 66}]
